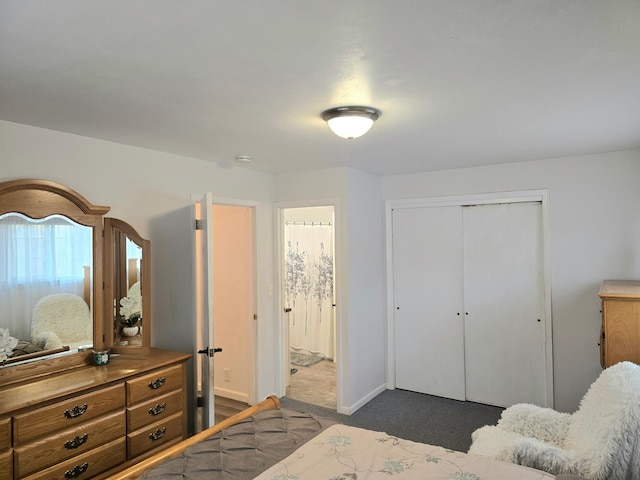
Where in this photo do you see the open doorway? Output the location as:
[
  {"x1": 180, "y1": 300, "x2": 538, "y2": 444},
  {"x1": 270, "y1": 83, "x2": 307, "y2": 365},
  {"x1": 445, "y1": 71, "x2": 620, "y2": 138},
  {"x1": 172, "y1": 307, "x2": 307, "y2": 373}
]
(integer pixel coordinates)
[
  {"x1": 282, "y1": 206, "x2": 336, "y2": 409},
  {"x1": 211, "y1": 204, "x2": 255, "y2": 421},
  {"x1": 194, "y1": 198, "x2": 256, "y2": 432}
]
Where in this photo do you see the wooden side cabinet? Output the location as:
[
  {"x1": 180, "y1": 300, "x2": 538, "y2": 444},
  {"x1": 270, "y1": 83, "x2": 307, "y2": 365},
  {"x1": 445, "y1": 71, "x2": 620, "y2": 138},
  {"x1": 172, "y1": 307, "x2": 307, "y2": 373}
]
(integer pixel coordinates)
[{"x1": 599, "y1": 280, "x2": 640, "y2": 368}]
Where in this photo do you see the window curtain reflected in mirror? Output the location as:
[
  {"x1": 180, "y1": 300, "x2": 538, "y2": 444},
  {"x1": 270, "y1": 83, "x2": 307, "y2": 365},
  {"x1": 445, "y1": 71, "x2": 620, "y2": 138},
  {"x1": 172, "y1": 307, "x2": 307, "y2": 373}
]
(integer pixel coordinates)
[
  {"x1": 126, "y1": 239, "x2": 143, "y2": 285},
  {"x1": 284, "y1": 222, "x2": 334, "y2": 359},
  {"x1": 0, "y1": 213, "x2": 92, "y2": 341}
]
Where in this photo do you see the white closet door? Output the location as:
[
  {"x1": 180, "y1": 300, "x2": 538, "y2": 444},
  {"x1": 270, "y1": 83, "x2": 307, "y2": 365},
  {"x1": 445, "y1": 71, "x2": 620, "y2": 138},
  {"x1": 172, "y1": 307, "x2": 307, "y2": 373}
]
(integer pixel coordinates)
[
  {"x1": 393, "y1": 206, "x2": 465, "y2": 400},
  {"x1": 463, "y1": 202, "x2": 547, "y2": 407}
]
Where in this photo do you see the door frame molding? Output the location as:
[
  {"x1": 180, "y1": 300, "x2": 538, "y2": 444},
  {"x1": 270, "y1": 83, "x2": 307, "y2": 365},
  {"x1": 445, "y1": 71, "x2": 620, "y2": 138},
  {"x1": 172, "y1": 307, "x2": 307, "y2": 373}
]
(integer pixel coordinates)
[
  {"x1": 385, "y1": 189, "x2": 554, "y2": 407},
  {"x1": 274, "y1": 199, "x2": 343, "y2": 412}
]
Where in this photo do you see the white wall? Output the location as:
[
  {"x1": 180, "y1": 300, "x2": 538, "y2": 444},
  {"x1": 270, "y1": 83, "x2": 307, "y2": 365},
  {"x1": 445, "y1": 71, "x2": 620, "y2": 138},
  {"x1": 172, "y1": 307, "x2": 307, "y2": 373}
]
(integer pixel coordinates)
[
  {"x1": 382, "y1": 149, "x2": 640, "y2": 412},
  {"x1": 344, "y1": 168, "x2": 387, "y2": 410},
  {"x1": 0, "y1": 120, "x2": 277, "y2": 429}
]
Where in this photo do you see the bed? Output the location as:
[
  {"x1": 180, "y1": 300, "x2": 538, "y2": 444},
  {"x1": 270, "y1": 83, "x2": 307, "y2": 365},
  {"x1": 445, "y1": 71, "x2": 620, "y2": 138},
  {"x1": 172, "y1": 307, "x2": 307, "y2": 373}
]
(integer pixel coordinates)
[{"x1": 109, "y1": 396, "x2": 564, "y2": 480}]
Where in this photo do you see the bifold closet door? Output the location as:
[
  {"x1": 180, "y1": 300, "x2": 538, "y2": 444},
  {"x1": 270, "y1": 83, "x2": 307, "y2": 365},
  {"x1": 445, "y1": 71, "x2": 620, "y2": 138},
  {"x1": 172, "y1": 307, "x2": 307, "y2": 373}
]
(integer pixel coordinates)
[
  {"x1": 392, "y1": 206, "x2": 465, "y2": 400},
  {"x1": 462, "y1": 202, "x2": 547, "y2": 407}
]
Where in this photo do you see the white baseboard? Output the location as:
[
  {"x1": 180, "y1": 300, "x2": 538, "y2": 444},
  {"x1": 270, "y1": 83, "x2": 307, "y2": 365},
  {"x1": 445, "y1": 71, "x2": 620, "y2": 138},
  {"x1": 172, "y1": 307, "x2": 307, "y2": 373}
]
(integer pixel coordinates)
[
  {"x1": 214, "y1": 386, "x2": 249, "y2": 404},
  {"x1": 342, "y1": 383, "x2": 387, "y2": 415}
]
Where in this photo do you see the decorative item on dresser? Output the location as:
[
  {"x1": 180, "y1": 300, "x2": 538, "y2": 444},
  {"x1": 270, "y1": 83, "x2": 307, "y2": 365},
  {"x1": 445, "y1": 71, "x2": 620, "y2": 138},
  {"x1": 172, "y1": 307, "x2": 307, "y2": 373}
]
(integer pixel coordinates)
[
  {"x1": 0, "y1": 179, "x2": 191, "y2": 479},
  {"x1": 599, "y1": 280, "x2": 640, "y2": 368}
]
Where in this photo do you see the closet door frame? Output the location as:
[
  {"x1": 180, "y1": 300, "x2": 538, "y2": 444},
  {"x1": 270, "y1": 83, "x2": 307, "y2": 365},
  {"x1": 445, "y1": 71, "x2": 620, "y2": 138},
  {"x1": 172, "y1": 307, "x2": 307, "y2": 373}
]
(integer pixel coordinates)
[{"x1": 385, "y1": 189, "x2": 554, "y2": 407}]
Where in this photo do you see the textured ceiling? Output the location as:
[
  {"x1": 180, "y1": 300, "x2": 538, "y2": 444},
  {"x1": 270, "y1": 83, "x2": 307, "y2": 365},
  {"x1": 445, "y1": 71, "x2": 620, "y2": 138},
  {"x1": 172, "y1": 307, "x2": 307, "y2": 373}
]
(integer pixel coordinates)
[{"x1": 1, "y1": 1, "x2": 640, "y2": 176}]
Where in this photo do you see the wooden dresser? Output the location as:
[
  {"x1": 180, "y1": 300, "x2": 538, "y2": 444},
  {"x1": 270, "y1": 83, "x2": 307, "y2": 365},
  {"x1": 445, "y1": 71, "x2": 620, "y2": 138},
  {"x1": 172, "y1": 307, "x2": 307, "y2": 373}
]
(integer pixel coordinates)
[
  {"x1": 599, "y1": 280, "x2": 640, "y2": 368},
  {"x1": 0, "y1": 349, "x2": 190, "y2": 480}
]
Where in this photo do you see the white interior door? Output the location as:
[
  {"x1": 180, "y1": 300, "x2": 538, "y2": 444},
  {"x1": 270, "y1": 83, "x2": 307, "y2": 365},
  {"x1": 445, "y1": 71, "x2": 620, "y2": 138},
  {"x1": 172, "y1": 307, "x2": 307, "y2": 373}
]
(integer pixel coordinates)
[
  {"x1": 393, "y1": 206, "x2": 465, "y2": 400},
  {"x1": 463, "y1": 202, "x2": 547, "y2": 407},
  {"x1": 194, "y1": 193, "x2": 215, "y2": 428}
]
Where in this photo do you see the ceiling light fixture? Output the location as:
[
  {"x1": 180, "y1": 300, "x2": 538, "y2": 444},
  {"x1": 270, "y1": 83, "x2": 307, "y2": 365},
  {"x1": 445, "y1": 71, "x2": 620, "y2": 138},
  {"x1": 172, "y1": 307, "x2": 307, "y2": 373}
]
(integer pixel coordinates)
[{"x1": 321, "y1": 106, "x2": 381, "y2": 139}]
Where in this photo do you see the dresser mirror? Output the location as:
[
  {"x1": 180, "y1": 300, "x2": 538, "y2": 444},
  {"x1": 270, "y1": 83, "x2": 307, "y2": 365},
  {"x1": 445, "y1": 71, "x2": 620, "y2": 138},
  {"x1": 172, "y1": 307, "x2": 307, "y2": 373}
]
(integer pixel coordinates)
[
  {"x1": 104, "y1": 217, "x2": 151, "y2": 354},
  {"x1": 0, "y1": 179, "x2": 151, "y2": 382},
  {"x1": 0, "y1": 212, "x2": 95, "y2": 363}
]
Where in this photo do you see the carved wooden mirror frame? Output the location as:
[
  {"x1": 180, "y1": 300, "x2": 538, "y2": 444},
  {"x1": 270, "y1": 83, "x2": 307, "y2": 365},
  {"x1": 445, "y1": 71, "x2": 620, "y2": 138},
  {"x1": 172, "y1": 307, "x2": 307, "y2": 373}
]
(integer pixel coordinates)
[{"x1": 0, "y1": 179, "x2": 151, "y2": 385}]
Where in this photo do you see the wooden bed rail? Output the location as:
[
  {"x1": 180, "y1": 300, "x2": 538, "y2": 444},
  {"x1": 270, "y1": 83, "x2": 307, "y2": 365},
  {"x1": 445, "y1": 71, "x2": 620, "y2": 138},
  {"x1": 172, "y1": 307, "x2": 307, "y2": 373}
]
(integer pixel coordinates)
[{"x1": 107, "y1": 395, "x2": 281, "y2": 480}]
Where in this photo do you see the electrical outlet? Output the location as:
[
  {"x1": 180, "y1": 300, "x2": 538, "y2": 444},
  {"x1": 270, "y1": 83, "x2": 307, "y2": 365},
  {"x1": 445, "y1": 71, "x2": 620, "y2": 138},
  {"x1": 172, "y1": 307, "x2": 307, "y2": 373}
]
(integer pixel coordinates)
[{"x1": 224, "y1": 368, "x2": 231, "y2": 382}]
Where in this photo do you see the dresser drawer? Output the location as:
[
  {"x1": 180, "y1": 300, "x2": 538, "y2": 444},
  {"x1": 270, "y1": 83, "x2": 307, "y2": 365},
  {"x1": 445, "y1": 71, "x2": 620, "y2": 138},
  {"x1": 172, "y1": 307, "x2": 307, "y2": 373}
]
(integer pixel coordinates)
[
  {"x1": 127, "y1": 412, "x2": 183, "y2": 458},
  {"x1": 14, "y1": 383, "x2": 125, "y2": 445},
  {"x1": 23, "y1": 437, "x2": 126, "y2": 480},
  {"x1": 127, "y1": 364, "x2": 182, "y2": 405},
  {"x1": 15, "y1": 410, "x2": 125, "y2": 478},
  {"x1": 0, "y1": 449, "x2": 12, "y2": 480},
  {"x1": 0, "y1": 417, "x2": 10, "y2": 451},
  {"x1": 127, "y1": 388, "x2": 183, "y2": 432}
]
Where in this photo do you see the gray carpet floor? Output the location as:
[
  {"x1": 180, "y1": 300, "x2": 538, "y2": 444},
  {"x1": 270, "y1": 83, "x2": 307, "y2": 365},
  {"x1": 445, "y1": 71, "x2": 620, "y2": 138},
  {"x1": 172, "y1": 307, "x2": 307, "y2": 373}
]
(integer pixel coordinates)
[{"x1": 280, "y1": 388, "x2": 504, "y2": 453}]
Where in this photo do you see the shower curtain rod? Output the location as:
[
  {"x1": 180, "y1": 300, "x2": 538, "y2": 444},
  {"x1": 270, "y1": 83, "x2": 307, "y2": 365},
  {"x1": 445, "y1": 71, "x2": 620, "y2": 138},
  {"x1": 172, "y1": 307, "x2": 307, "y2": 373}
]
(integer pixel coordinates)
[{"x1": 285, "y1": 221, "x2": 332, "y2": 226}]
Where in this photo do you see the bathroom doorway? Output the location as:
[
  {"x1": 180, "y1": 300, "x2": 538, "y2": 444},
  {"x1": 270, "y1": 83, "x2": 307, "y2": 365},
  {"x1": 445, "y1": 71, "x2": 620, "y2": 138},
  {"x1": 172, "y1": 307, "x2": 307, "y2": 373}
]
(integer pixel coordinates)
[{"x1": 281, "y1": 206, "x2": 336, "y2": 409}]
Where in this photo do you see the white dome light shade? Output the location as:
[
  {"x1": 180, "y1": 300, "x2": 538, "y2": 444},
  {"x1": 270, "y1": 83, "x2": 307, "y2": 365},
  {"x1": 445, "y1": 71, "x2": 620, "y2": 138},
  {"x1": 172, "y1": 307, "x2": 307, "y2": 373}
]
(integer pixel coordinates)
[
  {"x1": 326, "y1": 116, "x2": 374, "y2": 139},
  {"x1": 321, "y1": 106, "x2": 381, "y2": 139}
]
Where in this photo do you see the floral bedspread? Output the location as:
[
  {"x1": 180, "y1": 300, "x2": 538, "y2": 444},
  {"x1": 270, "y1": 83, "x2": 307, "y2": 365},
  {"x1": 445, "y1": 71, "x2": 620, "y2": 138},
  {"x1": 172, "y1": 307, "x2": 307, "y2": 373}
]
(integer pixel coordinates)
[{"x1": 254, "y1": 424, "x2": 554, "y2": 480}]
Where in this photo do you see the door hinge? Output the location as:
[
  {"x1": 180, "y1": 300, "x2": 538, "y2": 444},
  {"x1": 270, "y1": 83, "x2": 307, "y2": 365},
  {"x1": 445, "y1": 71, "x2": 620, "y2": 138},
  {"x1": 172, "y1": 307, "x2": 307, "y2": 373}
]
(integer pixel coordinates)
[
  {"x1": 197, "y1": 396, "x2": 204, "y2": 407},
  {"x1": 195, "y1": 219, "x2": 203, "y2": 230}
]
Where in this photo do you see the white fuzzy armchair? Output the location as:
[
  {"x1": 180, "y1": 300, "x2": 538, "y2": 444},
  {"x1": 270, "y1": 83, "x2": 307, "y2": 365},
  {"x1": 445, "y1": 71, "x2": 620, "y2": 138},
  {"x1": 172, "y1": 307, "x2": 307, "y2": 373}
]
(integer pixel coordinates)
[
  {"x1": 468, "y1": 361, "x2": 640, "y2": 480},
  {"x1": 30, "y1": 293, "x2": 92, "y2": 350}
]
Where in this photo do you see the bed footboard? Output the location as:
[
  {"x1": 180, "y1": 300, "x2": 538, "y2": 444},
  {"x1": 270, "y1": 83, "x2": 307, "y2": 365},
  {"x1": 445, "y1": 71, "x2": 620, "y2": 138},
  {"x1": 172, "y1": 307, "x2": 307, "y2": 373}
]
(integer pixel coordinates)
[{"x1": 108, "y1": 395, "x2": 280, "y2": 480}]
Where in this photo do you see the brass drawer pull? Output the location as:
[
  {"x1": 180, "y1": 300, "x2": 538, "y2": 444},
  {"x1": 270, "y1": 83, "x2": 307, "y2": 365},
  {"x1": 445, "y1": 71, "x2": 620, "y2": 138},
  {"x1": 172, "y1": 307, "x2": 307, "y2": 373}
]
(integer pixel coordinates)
[
  {"x1": 149, "y1": 427, "x2": 166, "y2": 441},
  {"x1": 148, "y1": 377, "x2": 166, "y2": 390},
  {"x1": 149, "y1": 402, "x2": 167, "y2": 416},
  {"x1": 64, "y1": 404, "x2": 88, "y2": 419},
  {"x1": 64, "y1": 433, "x2": 88, "y2": 449},
  {"x1": 65, "y1": 462, "x2": 88, "y2": 479}
]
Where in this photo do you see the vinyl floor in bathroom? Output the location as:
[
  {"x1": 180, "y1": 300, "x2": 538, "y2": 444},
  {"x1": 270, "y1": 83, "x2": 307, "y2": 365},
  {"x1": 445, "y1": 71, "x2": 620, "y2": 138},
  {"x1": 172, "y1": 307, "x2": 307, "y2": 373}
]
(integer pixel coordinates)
[{"x1": 286, "y1": 358, "x2": 336, "y2": 409}]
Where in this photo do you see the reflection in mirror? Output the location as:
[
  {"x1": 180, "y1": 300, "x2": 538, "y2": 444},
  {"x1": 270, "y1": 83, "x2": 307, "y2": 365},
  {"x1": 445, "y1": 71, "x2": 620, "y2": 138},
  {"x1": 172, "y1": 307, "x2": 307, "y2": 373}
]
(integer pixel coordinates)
[
  {"x1": 114, "y1": 232, "x2": 143, "y2": 347},
  {"x1": 0, "y1": 213, "x2": 93, "y2": 363},
  {"x1": 105, "y1": 217, "x2": 150, "y2": 354}
]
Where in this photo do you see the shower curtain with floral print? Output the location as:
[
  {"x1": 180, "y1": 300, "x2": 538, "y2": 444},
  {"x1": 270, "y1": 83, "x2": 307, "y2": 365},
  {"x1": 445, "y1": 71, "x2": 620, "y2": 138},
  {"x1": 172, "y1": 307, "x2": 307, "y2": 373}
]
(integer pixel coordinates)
[{"x1": 284, "y1": 222, "x2": 334, "y2": 359}]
